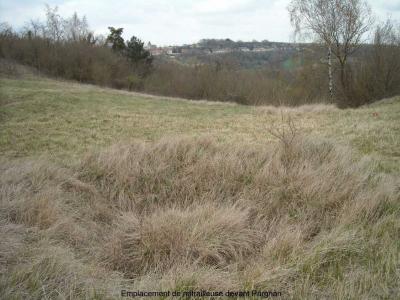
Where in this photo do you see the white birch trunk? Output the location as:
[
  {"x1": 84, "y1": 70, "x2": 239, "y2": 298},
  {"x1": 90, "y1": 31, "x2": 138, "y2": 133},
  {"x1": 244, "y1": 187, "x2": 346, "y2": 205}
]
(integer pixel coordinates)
[{"x1": 328, "y1": 45, "x2": 334, "y2": 101}]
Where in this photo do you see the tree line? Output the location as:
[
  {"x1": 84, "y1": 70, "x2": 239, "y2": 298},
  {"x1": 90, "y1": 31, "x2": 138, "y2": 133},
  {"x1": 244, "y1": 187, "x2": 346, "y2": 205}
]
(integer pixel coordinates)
[
  {"x1": 0, "y1": 5, "x2": 152, "y2": 90},
  {"x1": 1, "y1": 1, "x2": 399, "y2": 107}
]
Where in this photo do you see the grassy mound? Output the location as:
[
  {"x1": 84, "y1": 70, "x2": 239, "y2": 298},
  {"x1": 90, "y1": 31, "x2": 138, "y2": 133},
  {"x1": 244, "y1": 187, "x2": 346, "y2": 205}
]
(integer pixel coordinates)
[{"x1": 1, "y1": 135, "x2": 399, "y2": 299}]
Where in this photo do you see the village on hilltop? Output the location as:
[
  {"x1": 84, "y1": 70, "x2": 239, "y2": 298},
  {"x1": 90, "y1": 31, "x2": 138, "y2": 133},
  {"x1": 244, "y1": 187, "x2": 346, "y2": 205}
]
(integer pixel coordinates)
[{"x1": 144, "y1": 39, "x2": 301, "y2": 57}]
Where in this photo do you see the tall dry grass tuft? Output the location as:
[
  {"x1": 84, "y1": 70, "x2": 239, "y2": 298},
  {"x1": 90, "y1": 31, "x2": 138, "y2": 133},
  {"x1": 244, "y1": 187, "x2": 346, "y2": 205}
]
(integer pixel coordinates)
[
  {"x1": 1, "y1": 135, "x2": 399, "y2": 298},
  {"x1": 0, "y1": 160, "x2": 68, "y2": 229},
  {"x1": 103, "y1": 204, "x2": 260, "y2": 276}
]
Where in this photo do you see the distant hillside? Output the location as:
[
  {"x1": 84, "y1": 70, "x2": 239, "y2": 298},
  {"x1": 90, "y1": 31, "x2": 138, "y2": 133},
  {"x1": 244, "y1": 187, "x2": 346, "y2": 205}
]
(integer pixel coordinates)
[{"x1": 147, "y1": 39, "x2": 315, "y2": 69}]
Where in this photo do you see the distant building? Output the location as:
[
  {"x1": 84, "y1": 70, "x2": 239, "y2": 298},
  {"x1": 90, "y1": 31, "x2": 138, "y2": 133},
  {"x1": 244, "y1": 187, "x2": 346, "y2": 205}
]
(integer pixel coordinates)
[
  {"x1": 253, "y1": 47, "x2": 276, "y2": 52},
  {"x1": 165, "y1": 47, "x2": 174, "y2": 55},
  {"x1": 145, "y1": 42, "x2": 157, "y2": 50},
  {"x1": 149, "y1": 48, "x2": 163, "y2": 56},
  {"x1": 181, "y1": 48, "x2": 192, "y2": 54},
  {"x1": 253, "y1": 47, "x2": 267, "y2": 52},
  {"x1": 214, "y1": 48, "x2": 231, "y2": 53}
]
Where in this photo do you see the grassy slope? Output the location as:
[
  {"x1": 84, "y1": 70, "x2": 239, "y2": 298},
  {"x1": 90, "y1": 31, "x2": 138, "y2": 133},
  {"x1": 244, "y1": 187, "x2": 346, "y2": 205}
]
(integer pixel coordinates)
[
  {"x1": 1, "y1": 75, "x2": 400, "y2": 299},
  {"x1": 1, "y1": 76, "x2": 399, "y2": 173}
]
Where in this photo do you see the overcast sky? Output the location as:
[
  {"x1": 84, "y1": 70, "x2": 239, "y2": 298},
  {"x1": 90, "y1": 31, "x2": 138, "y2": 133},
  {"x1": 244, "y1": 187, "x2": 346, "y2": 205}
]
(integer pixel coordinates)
[{"x1": 1, "y1": 0, "x2": 399, "y2": 46}]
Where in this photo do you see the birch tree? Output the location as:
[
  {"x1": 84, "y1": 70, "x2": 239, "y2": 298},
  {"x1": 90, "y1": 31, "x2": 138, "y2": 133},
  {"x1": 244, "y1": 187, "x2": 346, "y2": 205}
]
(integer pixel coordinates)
[{"x1": 288, "y1": 0, "x2": 373, "y2": 102}]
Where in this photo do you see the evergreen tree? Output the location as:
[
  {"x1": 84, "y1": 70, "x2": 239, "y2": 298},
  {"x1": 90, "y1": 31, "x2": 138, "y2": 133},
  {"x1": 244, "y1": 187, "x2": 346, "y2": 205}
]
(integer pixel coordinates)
[
  {"x1": 126, "y1": 36, "x2": 152, "y2": 65},
  {"x1": 106, "y1": 27, "x2": 125, "y2": 53}
]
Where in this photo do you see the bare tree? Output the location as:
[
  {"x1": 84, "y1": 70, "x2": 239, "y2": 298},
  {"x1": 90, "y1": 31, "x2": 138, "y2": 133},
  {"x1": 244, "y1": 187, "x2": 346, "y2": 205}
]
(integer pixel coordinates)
[
  {"x1": 22, "y1": 19, "x2": 44, "y2": 39},
  {"x1": 0, "y1": 22, "x2": 13, "y2": 38},
  {"x1": 370, "y1": 19, "x2": 400, "y2": 98},
  {"x1": 45, "y1": 4, "x2": 64, "y2": 41},
  {"x1": 288, "y1": 0, "x2": 373, "y2": 103},
  {"x1": 63, "y1": 12, "x2": 90, "y2": 42}
]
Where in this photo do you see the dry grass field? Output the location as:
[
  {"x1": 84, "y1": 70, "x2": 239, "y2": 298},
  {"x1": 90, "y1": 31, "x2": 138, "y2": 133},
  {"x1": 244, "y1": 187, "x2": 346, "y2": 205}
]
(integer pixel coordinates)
[{"x1": 1, "y1": 74, "x2": 399, "y2": 299}]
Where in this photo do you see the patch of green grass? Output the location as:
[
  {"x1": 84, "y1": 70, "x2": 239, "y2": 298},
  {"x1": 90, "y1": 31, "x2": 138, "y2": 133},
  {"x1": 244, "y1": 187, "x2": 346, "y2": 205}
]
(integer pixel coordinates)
[{"x1": 1, "y1": 76, "x2": 399, "y2": 173}]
